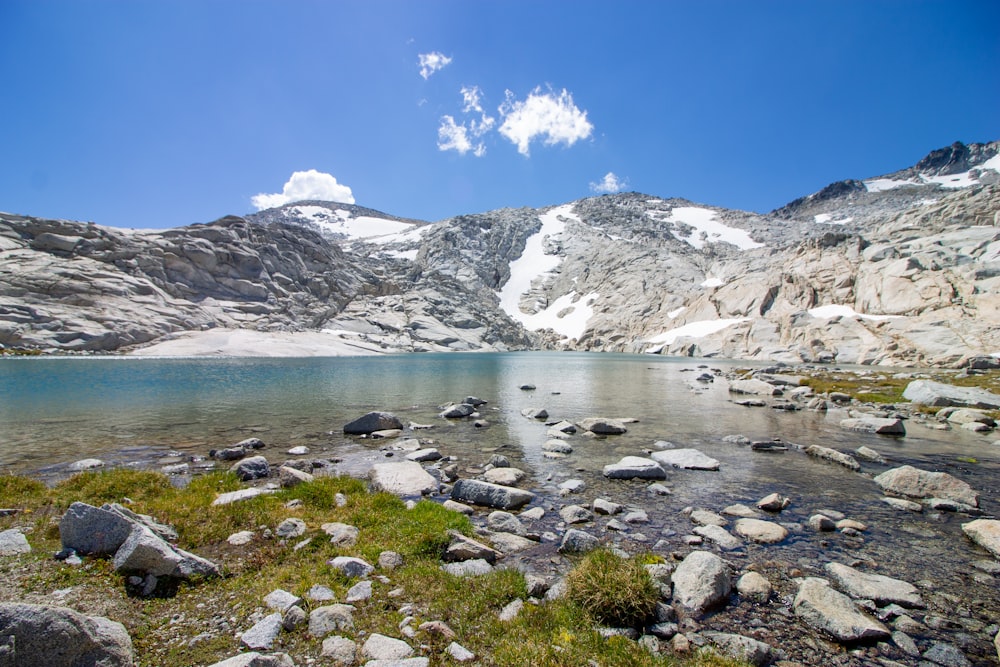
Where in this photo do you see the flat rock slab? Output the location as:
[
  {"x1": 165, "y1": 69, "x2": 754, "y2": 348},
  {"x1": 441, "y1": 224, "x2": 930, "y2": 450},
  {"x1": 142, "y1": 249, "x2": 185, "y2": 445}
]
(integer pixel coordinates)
[
  {"x1": 672, "y1": 550, "x2": 732, "y2": 613},
  {"x1": 362, "y1": 633, "x2": 414, "y2": 661},
  {"x1": 603, "y1": 456, "x2": 666, "y2": 480},
  {"x1": 734, "y1": 518, "x2": 788, "y2": 544},
  {"x1": 874, "y1": 465, "x2": 979, "y2": 507},
  {"x1": 962, "y1": 519, "x2": 1000, "y2": 559},
  {"x1": 369, "y1": 461, "x2": 438, "y2": 497},
  {"x1": 793, "y1": 577, "x2": 890, "y2": 643},
  {"x1": 805, "y1": 445, "x2": 861, "y2": 471},
  {"x1": 839, "y1": 417, "x2": 905, "y2": 436},
  {"x1": 903, "y1": 380, "x2": 1000, "y2": 409},
  {"x1": 651, "y1": 448, "x2": 720, "y2": 471},
  {"x1": 212, "y1": 488, "x2": 275, "y2": 506},
  {"x1": 450, "y1": 479, "x2": 535, "y2": 510},
  {"x1": 823, "y1": 562, "x2": 924, "y2": 608},
  {"x1": 693, "y1": 525, "x2": 742, "y2": 550}
]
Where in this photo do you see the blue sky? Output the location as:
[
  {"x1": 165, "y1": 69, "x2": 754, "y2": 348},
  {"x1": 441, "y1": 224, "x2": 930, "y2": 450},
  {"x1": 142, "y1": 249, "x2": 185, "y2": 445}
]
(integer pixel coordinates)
[{"x1": 1, "y1": 1, "x2": 997, "y2": 229}]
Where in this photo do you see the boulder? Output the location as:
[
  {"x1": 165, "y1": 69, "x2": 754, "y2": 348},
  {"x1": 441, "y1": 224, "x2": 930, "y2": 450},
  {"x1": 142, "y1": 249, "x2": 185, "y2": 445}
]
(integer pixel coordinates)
[
  {"x1": 671, "y1": 551, "x2": 732, "y2": 613},
  {"x1": 702, "y1": 631, "x2": 774, "y2": 667},
  {"x1": 558, "y1": 505, "x2": 593, "y2": 524},
  {"x1": 368, "y1": 461, "x2": 438, "y2": 497},
  {"x1": 486, "y1": 511, "x2": 525, "y2": 535},
  {"x1": 733, "y1": 518, "x2": 788, "y2": 544},
  {"x1": 59, "y1": 502, "x2": 135, "y2": 556},
  {"x1": 839, "y1": 417, "x2": 905, "y2": 436},
  {"x1": 805, "y1": 445, "x2": 861, "y2": 471},
  {"x1": 736, "y1": 572, "x2": 772, "y2": 600},
  {"x1": 558, "y1": 529, "x2": 600, "y2": 554},
  {"x1": 756, "y1": 492, "x2": 790, "y2": 512},
  {"x1": 443, "y1": 531, "x2": 501, "y2": 564},
  {"x1": 0, "y1": 528, "x2": 31, "y2": 555},
  {"x1": 231, "y1": 456, "x2": 270, "y2": 481},
  {"x1": 112, "y1": 525, "x2": 220, "y2": 579},
  {"x1": 277, "y1": 466, "x2": 313, "y2": 488},
  {"x1": 943, "y1": 408, "x2": 997, "y2": 427},
  {"x1": 362, "y1": 633, "x2": 413, "y2": 661},
  {"x1": 793, "y1": 577, "x2": 889, "y2": 643},
  {"x1": 440, "y1": 403, "x2": 475, "y2": 419},
  {"x1": 602, "y1": 456, "x2": 667, "y2": 479},
  {"x1": 903, "y1": 380, "x2": 1000, "y2": 409},
  {"x1": 205, "y1": 653, "x2": 295, "y2": 667},
  {"x1": 961, "y1": 519, "x2": 1000, "y2": 558},
  {"x1": 578, "y1": 417, "x2": 628, "y2": 435},
  {"x1": 343, "y1": 412, "x2": 403, "y2": 435},
  {"x1": 240, "y1": 613, "x2": 282, "y2": 650},
  {"x1": 327, "y1": 556, "x2": 373, "y2": 579},
  {"x1": 874, "y1": 465, "x2": 979, "y2": 507},
  {"x1": 823, "y1": 563, "x2": 924, "y2": 608},
  {"x1": 308, "y1": 604, "x2": 355, "y2": 637},
  {"x1": 692, "y1": 525, "x2": 742, "y2": 551},
  {"x1": 728, "y1": 378, "x2": 781, "y2": 395},
  {"x1": 482, "y1": 467, "x2": 526, "y2": 486},
  {"x1": 0, "y1": 602, "x2": 134, "y2": 667},
  {"x1": 450, "y1": 479, "x2": 535, "y2": 510},
  {"x1": 650, "y1": 448, "x2": 720, "y2": 471}
]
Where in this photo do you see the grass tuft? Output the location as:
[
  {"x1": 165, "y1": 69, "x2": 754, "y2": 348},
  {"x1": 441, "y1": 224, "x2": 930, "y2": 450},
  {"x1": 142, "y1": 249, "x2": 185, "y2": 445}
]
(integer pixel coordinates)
[{"x1": 565, "y1": 549, "x2": 659, "y2": 628}]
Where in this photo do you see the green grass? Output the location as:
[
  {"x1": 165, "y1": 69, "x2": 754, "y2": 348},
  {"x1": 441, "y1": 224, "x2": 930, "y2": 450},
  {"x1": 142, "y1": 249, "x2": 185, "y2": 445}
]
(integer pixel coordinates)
[
  {"x1": 566, "y1": 549, "x2": 659, "y2": 628},
  {"x1": 0, "y1": 469, "x2": 751, "y2": 666}
]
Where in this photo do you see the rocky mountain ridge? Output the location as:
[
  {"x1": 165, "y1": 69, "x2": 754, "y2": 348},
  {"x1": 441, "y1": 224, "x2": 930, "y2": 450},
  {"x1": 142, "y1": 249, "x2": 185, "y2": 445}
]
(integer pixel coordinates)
[{"x1": 1, "y1": 140, "x2": 998, "y2": 366}]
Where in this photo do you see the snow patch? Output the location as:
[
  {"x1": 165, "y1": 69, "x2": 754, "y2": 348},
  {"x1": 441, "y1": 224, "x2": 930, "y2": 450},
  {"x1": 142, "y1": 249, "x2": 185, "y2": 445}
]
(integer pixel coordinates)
[
  {"x1": 383, "y1": 249, "x2": 418, "y2": 261},
  {"x1": 865, "y1": 153, "x2": 1000, "y2": 193},
  {"x1": 813, "y1": 213, "x2": 853, "y2": 225},
  {"x1": 864, "y1": 178, "x2": 917, "y2": 193},
  {"x1": 807, "y1": 304, "x2": 901, "y2": 321},
  {"x1": 650, "y1": 207, "x2": 763, "y2": 251},
  {"x1": 290, "y1": 206, "x2": 416, "y2": 240},
  {"x1": 498, "y1": 204, "x2": 575, "y2": 322},
  {"x1": 646, "y1": 318, "x2": 749, "y2": 349},
  {"x1": 700, "y1": 277, "x2": 725, "y2": 288},
  {"x1": 667, "y1": 307, "x2": 686, "y2": 319},
  {"x1": 516, "y1": 291, "x2": 598, "y2": 340}
]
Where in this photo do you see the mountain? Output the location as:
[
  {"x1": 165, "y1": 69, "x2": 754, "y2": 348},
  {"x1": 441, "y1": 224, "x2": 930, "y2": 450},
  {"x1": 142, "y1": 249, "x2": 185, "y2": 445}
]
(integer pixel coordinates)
[{"x1": 1, "y1": 141, "x2": 998, "y2": 366}]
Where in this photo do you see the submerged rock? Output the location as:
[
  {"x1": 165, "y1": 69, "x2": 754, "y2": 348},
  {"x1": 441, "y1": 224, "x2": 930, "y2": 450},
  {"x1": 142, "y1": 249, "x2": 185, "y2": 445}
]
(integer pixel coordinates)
[
  {"x1": 823, "y1": 562, "x2": 924, "y2": 608},
  {"x1": 793, "y1": 577, "x2": 889, "y2": 643},
  {"x1": 344, "y1": 412, "x2": 403, "y2": 435},
  {"x1": 874, "y1": 465, "x2": 979, "y2": 507},
  {"x1": 962, "y1": 519, "x2": 1000, "y2": 559}
]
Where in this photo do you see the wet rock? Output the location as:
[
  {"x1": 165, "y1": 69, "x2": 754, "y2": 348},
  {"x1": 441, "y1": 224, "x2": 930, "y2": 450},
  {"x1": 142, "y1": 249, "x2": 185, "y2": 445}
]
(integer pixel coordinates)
[
  {"x1": 756, "y1": 493, "x2": 790, "y2": 512},
  {"x1": 440, "y1": 403, "x2": 475, "y2": 419},
  {"x1": 558, "y1": 479, "x2": 586, "y2": 494},
  {"x1": 287, "y1": 445, "x2": 309, "y2": 456},
  {"x1": 651, "y1": 449, "x2": 720, "y2": 471},
  {"x1": 520, "y1": 408, "x2": 548, "y2": 420},
  {"x1": 327, "y1": 556, "x2": 373, "y2": 579},
  {"x1": 734, "y1": 518, "x2": 788, "y2": 544},
  {"x1": 823, "y1": 563, "x2": 924, "y2": 608},
  {"x1": 793, "y1": 577, "x2": 889, "y2": 643},
  {"x1": 489, "y1": 532, "x2": 535, "y2": 553},
  {"x1": 648, "y1": 483, "x2": 672, "y2": 496},
  {"x1": 903, "y1": 380, "x2": 1000, "y2": 409},
  {"x1": 559, "y1": 505, "x2": 594, "y2": 524},
  {"x1": 941, "y1": 407, "x2": 997, "y2": 427},
  {"x1": 805, "y1": 445, "x2": 860, "y2": 471},
  {"x1": 0, "y1": 528, "x2": 31, "y2": 555},
  {"x1": 444, "y1": 531, "x2": 500, "y2": 564},
  {"x1": 0, "y1": 602, "x2": 134, "y2": 667},
  {"x1": 603, "y1": 456, "x2": 666, "y2": 479},
  {"x1": 578, "y1": 417, "x2": 628, "y2": 434},
  {"x1": 921, "y1": 641, "x2": 973, "y2": 667},
  {"x1": 874, "y1": 465, "x2": 979, "y2": 507},
  {"x1": 442, "y1": 500, "x2": 474, "y2": 514},
  {"x1": 559, "y1": 528, "x2": 600, "y2": 554},
  {"x1": 736, "y1": 572, "x2": 772, "y2": 600},
  {"x1": 308, "y1": 604, "x2": 355, "y2": 637},
  {"x1": 405, "y1": 448, "x2": 442, "y2": 462},
  {"x1": 839, "y1": 416, "x2": 905, "y2": 436},
  {"x1": 592, "y1": 498, "x2": 623, "y2": 515},
  {"x1": 672, "y1": 551, "x2": 732, "y2": 613},
  {"x1": 882, "y1": 497, "x2": 923, "y2": 512},
  {"x1": 450, "y1": 479, "x2": 535, "y2": 510},
  {"x1": 690, "y1": 510, "x2": 726, "y2": 527},
  {"x1": 542, "y1": 439, "x2": 574, "y2": 454},
  {"x1": 809, "y1": 514, "x2": 836, "y2": 532},
  {"x1": 241, "y1": 613, "x2": 282, "y2": 650},
  {"x1": 231, "y1": 456, "x2": 270, "y2": 481},
  {"x1": 701, "y1": 631, "x2": 774, "y2": 666},
  {"x1": 721, "y1": 504, "x2": 759, "y2": 518},
  {"x1": 692, "y1": 525, "x2": 742, "y2": 551},
  {"x1": 855, "y1": 445, "x2": 886, "y2": 463},
  {"x1": 68, "y1": 458, "x2": 105, "y2": 471},
  {"x1": 961, "y1": 519, "x2": 1000, "y2": 558},
  {"x1": 369, "y1": 461, "x2": 438, "y2": 496},
  {"x1": 548, "y1": 420, "x2": 577, "y2": 434},
  {"x1": 344, "y1": 412, "x2": 403, "y2": 435}
]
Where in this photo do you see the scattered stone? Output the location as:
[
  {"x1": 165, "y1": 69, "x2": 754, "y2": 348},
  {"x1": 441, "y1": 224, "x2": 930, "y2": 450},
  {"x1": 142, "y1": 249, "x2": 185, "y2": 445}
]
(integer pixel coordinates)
[
  {"x1": 839, "y1": 417, "x2": 905, "y2": 436},
  {"x1": 809, "y1": 514, "x2": 836, "y2": 532},
  {"x1": 230, "y1": 456, "x2": 270, "y2": 481},
  {"x1": 405, "y1": 448, "x2": 442, "y2": 462},
  {"x1": 446, "y1": 641, "x2": 475, "y2": 662},
  {"x1": 623, "y1": 509, "x2": 649, "y2": 524},
  {"x1": 277, "y1": 465, "x2": 313, "y2": 488},
  {"x1": 805, "y1": 445, "x2": 861, "y2": 471},
  {"x1": 369, "y1": 461, "x2": 438, "y2": 497},
  {"x1": 287, "y1": 445, "x2": 310, "y2": 455},
  {"x1": 578, "y1": 417, "x2": 628, "y2": 435},
  {"x1": 882, "y1": 497, "x2": 923, "y2": 512},
  {"x1": 487, "y1": 511, "x2": 525, "y2": 535},
  {"x1": 548, "y1": 420, "x2": 577, "y2": 434},
  {"x1": 855, "y1": 446, "x2": 886, "y2": 463},
  {"x1": 647, "y1": 483, "x2": 672, "y2": 496},
  {"x1": 444, "y1": 531, "x2": 500, "y2": 564},
  {"x1": 323, "y1": 522, "x2": 360, "y2": 547},
  {"x1": 0, "y1": 602, "x2": 134, "y2": 667},
  {"x1": 824, "y1": 563, "x2": 924, "y2": 608},
  {"x1": 521, "y1": 408, "x2": 548, "y2": 420},
  {"x1": 442, "y1": 499, "x2": 474, "y2": 514},
  {"x1": 734, "y1": 518, "x2": 788, "y2": 544},
  {"x1": 602, "y1": 456, "x2": 667, "y2": 479},
  {"x1": 592, "y1": 498, "x2": 623, "y2": 515},
  {"x1": 690, "y1": 510, "x2": 727, "y2": 527},
  {"x1": 282, "y1": 605, "x2": 306, "y2": 632},
  {"x1": 482, "y1": 467, "x2": 527, "y2": 486},
  {"x1": 520, "y1": 506, "x2": 545, "y2": 520},
  {"x1": 440, "y1": 404, "x2": 475, "y2": 419},
  {"x1": 499, "y1": 598, "x2": 524, "y2": 622},
  {"x1": 756, "y1": 493, "x2": 790, "y2": 512},
  {"x1": 672, "y1": 551, "x2": 732, "y2": 613},
  {"x1": 212, "y1": 488, "x2": 275, "y2": 506},
  {"x1": 559, "y1": 505, "x2": 594, "y2": 524},
  {"x1": 275, "y1": 518, "x2": 306, "y2": 539},
  {"x1": 961, "y1": 519, "x2": 1000, "y2": 558},
  {"x1": 59, "y1": 501, "x2": 135, "y2": 556},
  {"x1": 558, "y1": 479, "x2": 586, "y2": 494},
  {"x1": 227, "y1": 531, "x2": 255, "y2": 546},
  {"x1": 874, "y1": 465, "x2": 979, "y2": 507},
  {"x1": 441, "y1": 559, "x2": 494, "y2": 577},
  {"x1": 729, "y1": 378, "x2": 781, "y2": 395},
  {"x1": 378, "y1": 551, "x2": 404, "y2": 570},
  {"x1": 112, "y1": 525, "x2": 220, "y2": 579},
  {"x1": 559, "y1": 528, "x2": 600, "y2": 554},
  {"x1": 793, "y1": 577, "x2": 889, "y2": 642},
  {"x1": 450, "y1": 479, "x2": 535, "y2": 510},
  {"x1": 68, "y1": 458, "x2": 105, "y2": 471},
  {"x1": 750, "y1": 440, "x2": 787, "y2": 452},
  {"x1": 721, "y1": 504, "x2": 759, "y2": 518},
  {"x1": 488, "y1": 532, "x2": 535, "y2": 553},
  {"x1": 736, "y1": 572, "x2": 772, "y2": 600},
  {"x1": 264, "y1": 589, "x2": 303, "y2": 612},
  {"x1": 327, "y1": 556, "x2": 374, "y2": 579},
  {"x1": 308, "y1": 604, "x2": 355, "y2": 637},
  {"x1": 371, "y1": 429, "x2": 403, "y2": 439},
  {"x1": 702, "y1": 631, "x2": 774, "y2": 667},
  {"x1": 307, "y1": 585, "x2": 336, "y2": 602},
  {"x1": 344, "y1": 412, "x2": 403, "y2": 435},
  {"x1": 519, "y1": 384, "x2": 536, "y2": 391},
  {"x1": 651, "y1": 448, "x2": 720, "y2": 471},
  {"x1": 241, "y1": 613, "x2": 283, "y2": 650},
  {"x1": 902, "y1": 380, "x2": 1000, "y2": 409},
  {"x1": 692, "y1": 525, "x2": 742, "y2": 551},
  {"x1": 205, "y1": 653, "x2": 294, "y2": 667},
  {"x1": 321, "y1": 635, "x2": 357, "y2": 663},
  {"x1": 0, "y1": 528, "x2": 31, "y2": 555},
  {"x1": 346, "y1": 580, "x2": 373, "y2": 603},
  {"x1": 542, "y1": 439, "x2": 574, "y2": 454},
  {"x1": 921, "y1": 641, "x2": 973, "y2": 667}
]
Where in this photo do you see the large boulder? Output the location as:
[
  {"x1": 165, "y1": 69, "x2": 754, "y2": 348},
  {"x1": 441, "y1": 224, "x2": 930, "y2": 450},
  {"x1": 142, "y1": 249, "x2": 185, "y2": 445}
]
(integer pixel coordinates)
[
  {"x1": 823, "y1": 563, "x2": 924, "y2": 608},
  {"x1": 903, "y1": 380, "x2": 1000, "y2": 409},
  {"x1": 793, "y1": 578, "x2": 889, "y2": 643},
  {"x1": 59, "y1": 502, "x2": 135, "y2": 556},
  {"x1": 578, "y1": 418, "x2": 628, "y2": 435},
  {"x1": 0, "y1": 603, "x2": 134, "y2": 667},
  {"x1": 231, "y1": 456, "x2": 270, "y2": 481},
  {"x1": 874, "y1": 465, "x2": 979, "y2": 507},
  {"x1": 962, "y1": 519, "x2": 1000, "y2": 559},
  {"x1": 368, "y1": 461, "x2": 438, "y2": 496},
  {"x1": 450, "y1": 479, "x2": 535, "y2": 510},
  {"x1": 671, "y1": 551, "x2": 731, "y2": 613},
  {"x1": 602, "y1": 456, "x2": 666, "y2": 480},
  {"x1": 343, "y1": 412, "x2": 403, "y2": 435},
  {"x1": 839, "y1": 417, "x2": 905, "y2": 436},
  {"x1": 650, "y1": 448, "x2": 720, "y2": 471},
  {"x1": 112, "y1": 525, "x2": 220, "y2": 579}
]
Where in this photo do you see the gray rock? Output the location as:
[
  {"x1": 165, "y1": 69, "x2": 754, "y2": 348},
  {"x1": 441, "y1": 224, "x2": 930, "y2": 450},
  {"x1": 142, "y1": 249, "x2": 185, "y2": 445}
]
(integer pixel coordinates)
[
  {"x1": 59, "y1": 501, "x2": 135, "y2": 556},
  {"x1": 112, "y1": 525, "x2": 220, "y2": 579},
  {"x1": 793, "y1": 577, "x2": 889, "y2": 643},
  {"x1": 483, "y1": 467, "x2": 527, "y2": 486},
  {"x1": 602, "y1": 456, "x2": 666, "y2": 480},
  {"x1": 721, "y1": 503, "x2": 759, "y2": 518},
  {"x1": 275, "y1": 518, "x2": 306, "y2": 539},
  {"x1": 557, "y1": 478, "x2": 586, "y2": 493},
  {"x1": 369, "y1": 461, "x2": 438, "y2": 497},
  {"x1": 227, "y1": 531, "x2": 255, "y2": 546},
  {"x1": 440, "y1": 403, "x2": 475, "y2": 419},
  {"x1": 592, "y1": 498, "x2": 623, "y2": 515},
  {"x1": 734, "y1": 518, "x2": 788, "y2": 544},
  {"x1": 450, "y1": 479, "x2": 535, "y2": 510},
  {"x1": 307, "y1": 584, "x2": 336, "y2": 602},
  {"x1": 559, "y1": 529, "x2": 600, "y2": 554},
  {"x1": 903, "y1": 380, "x2": 1000, "y2": 409},
  {"x1": 729, "y1": 378, "x2": 781, "y2": 395},
  {"x1": 323, "y1": 522, "x2": 360, "y2": 547},
  {"x1": 240, "y1": 613, "x2": 283, "y2": 650},
  {"x1": 264, "y1": 589, "x2": 303, "y2": 612},
  {"x1": 327, "y1": 556, "x2": 374, "y2": 579},
  {"x1": 520, "y1": 407, "x2": 549, "y2": 420},
  {"x1": 671, "y1": 551, "x2": 732, "y2": 612},
  {"x1": 808, "y1": 514, "x2": 836, "y2": 531},
  {"x1": 441, "y1": 559, "x2": 494, "y2": 577},
  {"x1": 578, "y1": 417, "x2": 628, "y2": 434},
  {"x1": 212, "y1": 488, "x2": 275, "y2": 505},
  {"x1": 231, "y1": 456, "x2": 270, "y2": 481},
  {"x1": 0, "y1": 528, "x2": 31, "y2": 555},
  {"x1": 854, "y1": 446, "x2": 886, "y2": 463},
  {"x1": 874, "y1": 465, "x2": 979, "y2": 507},
  {"x1": 690, "y1": 510, "x2": 727, "y2": 527},
  {"x1": 736, "y1": 572, "x2": 772, "y2": 600},
  {"x1": 942, "y1": 407, "x2": 997, "y2": 427},
  {"x1": 0, "y1": 602, "x2": 134, "y2": 667},
  {"x1": 362, "y1": 634, "x2": 413, "y2": 661},
  {"x1": 922, "y1": 641, "x2": 973, "y2": 667},
  {"x1": 278, "y1": 466, "x2": 313, "y2": 488},
  {"x1": 548, "y1": 420, "x2": 577, "y2": 434},
  {"x1": 446, "y1": 641, "x2": 475, "y2": 662},
  {"x1": 320, "y1": 635, "x2": 356, "y2": 663},
  {"x1": 68, "y1": 458, "x2": 105, "y2": 471},
  {"x1": 443, "y1": 531, "x2": 500, "y2": 564},
  {"x1": 882, "y1": 496, "x2": 923, "y2": 512},
  {"x1": 542, "y1": 439, "x2": 574, "y2": 454},
  {"x1": 486, "y1": 511, "x2": 525, "y2": 535},
  {"x1": 647, "y1": 483, "x2": 672, "y2": 496},
  {"x1": 308, "y1": 604, "x2": 355, "y2": 637},
  {"x1": 344, "y1": 412, "x2": 403, "y2": 435},
  {"x1": 692, "y1": 525, "x2": 742, "y2": 550},
  {"x1": 346, "y1": 580, "x2": 373, "y2": 603},
  {"x1": 823, "y1": 562, "x2": 924, "y2": 608},
  {"x1": 488, "y1": 532, "x2": 535, "y2": 554},
  {"x1": 651, "y1": 448, "x2": 720, "y2": 471},
  {"x1": 405, "y1": 448, "x2": 442, "y2": 462},
  {"x1": 961, "y1": 519, "x2": 1000, "y2": 558},
  {"x1": 282, "y1": 606, "x2": 306, "y2": 632},
  {"x1": 499, "y1": 599, "x2": 524, "y2": 621},
  {"x1": 702, "y1": 631, "x2": 774, "y2": 667},
  {"x1": 363, "y1": 660, "x2": 428, "y2": 667},
  {"x1": 839, "y1": 417, "x2": 906, "y2": 436},
  {"x1": 805, "y1": 445, "x2": 861, "y2": 471},
  {"x1": 205, "y1": 653, "x2": 295, "y2": 667},
  {"x1": 623, "y1": 509, "x2": 649, "y2": 524},
  {"x1": 378, "y1": 551, "x2": 404, "y2": 570},
  {"x1": 559, "y1": 505, "x2": 594, "y2": 524},
  {"x1": 756, "y1": 492, "x2": 790, "y2": 512}
]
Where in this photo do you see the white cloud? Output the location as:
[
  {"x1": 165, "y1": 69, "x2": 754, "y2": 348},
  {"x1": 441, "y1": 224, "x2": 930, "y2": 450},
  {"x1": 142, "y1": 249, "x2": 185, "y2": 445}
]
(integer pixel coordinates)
[
  {"x1": 590, "y1": 172, "x2": 627, "y2": 194},
  {"x1": 437, "y1": 116, "x2": 474, "y2": 155},
  {"x1": 251, "y1": 170, "x2": 355, "y2": 210},
  {"x1": 461, "y1": 85, "x2": 483, "y2": 113},
  {"x1": 437, "y1": 89, "x2": 496, "y2": 157},
  {"x1": 418, "y1": 51, "x2": 452, "y2": 80},
  {"x1": 498, "y1": 87, "x2": 593, "y2": 156}
]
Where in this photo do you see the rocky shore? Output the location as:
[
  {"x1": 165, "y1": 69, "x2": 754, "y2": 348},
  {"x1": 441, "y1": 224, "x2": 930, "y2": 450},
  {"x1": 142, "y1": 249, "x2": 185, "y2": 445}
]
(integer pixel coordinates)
[{"x1": 2, "y1": 365, "x2": 999, "y2": 666}]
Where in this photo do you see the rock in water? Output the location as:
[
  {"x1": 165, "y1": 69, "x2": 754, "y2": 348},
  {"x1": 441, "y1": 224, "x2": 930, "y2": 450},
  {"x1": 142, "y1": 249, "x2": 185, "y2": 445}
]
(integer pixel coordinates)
[
  {"x1": 874, "y1": 465, "x2": 979, "y2": 507},
  {"x1": 0, "y1": 602, "x2": 134, "y2": 667},
  {"x1": 602, "y1": 456, "x2": 666, "y2": 480},
  {"x1": 733, "y1": 518, "x2": 788, "y2": 544},
  {"x1": 651, "y1": 448, "x2": 720, "y2": 471},
  {"x1": 839, "y1": 416, "x2": 905, "y2": 436},
  {"x1": 805, "y1": 445, "x2": 861, "y2": 471},
  {"x1": 450, "y1": 479, "x2": 535, "y2": 510},
  {"x1": 368, "y1": 461, "x2": 438, "y2": 496},
  {"x1": 793, "y1": 577, "x2": 889, "y2": 643},
  {"x1": 962, "y1": 519, "x2": 1000, "y2": 558},
  {"x1": 578, "y1": 417, "x2": 628, "y2": 434},
  {"x1": 671, "y1": 550, "x2": 731, "y2": 613},
  {"x1": 903, "y1": 380, "x2": 1000, "y2": 409},
  {"x1": 343, "y1": 412, "x2": 403, "y2": 435},
  {"x1": 823, "y1": 562, "x2": 924, "y2": 608}
]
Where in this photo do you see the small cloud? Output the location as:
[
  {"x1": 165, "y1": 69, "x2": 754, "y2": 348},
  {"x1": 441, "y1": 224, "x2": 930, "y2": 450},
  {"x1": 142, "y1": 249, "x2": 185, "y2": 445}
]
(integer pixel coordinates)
[
  {"x1": 251, "y1": 170, "x2": 355, "y2": 210},
  {"x1": 437, "y1": 116, "x2": 473, "y2": 154},
  {"x1": 461, "y1": 85, "x2": 484, "y2": 113},
  {"x1": 418, "y1": 51, "x2": 452, "y2": 80},
  {"x1": 590, "y1": 172, "x2": 627, "y2": 194},
  {"x1": 437, "y1": 88, "x2": 496, "y2": 157},
  {"x1": 498, "y1": 86, "x2": 593, "y2": 156}
]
